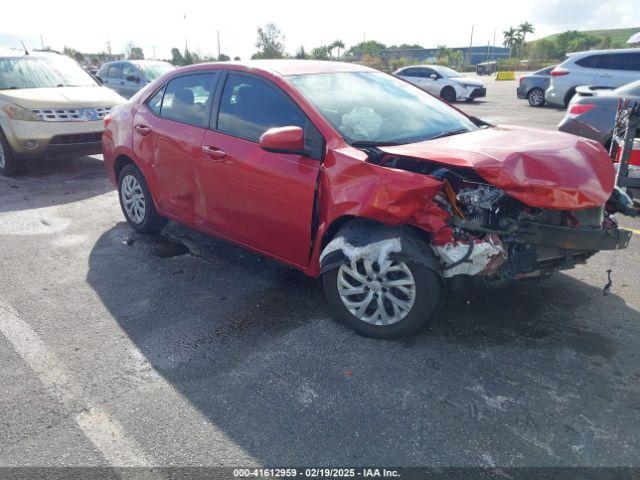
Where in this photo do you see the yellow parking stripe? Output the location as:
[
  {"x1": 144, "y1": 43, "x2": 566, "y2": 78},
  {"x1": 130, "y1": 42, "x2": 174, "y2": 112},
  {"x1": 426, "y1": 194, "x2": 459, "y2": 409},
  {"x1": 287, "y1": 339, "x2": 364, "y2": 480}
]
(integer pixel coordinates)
[{"x1": 623, "y1": 228, "x2": 640, "y2": 235}]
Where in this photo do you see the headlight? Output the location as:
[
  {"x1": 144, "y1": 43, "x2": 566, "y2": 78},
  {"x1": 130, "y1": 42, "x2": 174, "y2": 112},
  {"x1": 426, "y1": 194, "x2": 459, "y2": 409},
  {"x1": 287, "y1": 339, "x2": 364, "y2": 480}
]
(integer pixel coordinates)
[
  {"x1": 460, "y1": 83, "x2": 477, "y2": 89},
  {"x1": 2, "y1": 103, "x2": 42, "y2": 121}
]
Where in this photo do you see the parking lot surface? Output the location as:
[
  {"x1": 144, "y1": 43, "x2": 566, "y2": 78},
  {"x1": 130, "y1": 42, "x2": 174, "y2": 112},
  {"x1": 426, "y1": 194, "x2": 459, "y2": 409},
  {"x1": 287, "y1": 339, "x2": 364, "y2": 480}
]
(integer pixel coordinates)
[{"x1": 1, "y1": 77, "x2": 640, "y2": 468}]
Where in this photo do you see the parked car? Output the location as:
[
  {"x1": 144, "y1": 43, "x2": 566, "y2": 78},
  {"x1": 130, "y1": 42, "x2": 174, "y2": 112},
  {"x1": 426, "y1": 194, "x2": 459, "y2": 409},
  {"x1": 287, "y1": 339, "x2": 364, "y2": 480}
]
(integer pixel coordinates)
[
  {"x1": 546, "y1": 48, "x2": 640, "y2": 108},
  {"x1": 558, "y1": 79, "x2": 640, "y2": 146},
  {"x1": 103, "y1": 60, "x2": 632, "y2": 339},
  {"x1": 0, "y1": 49, "x2": 125, "y2": 176},
  {"x1": 559, "y1": 79, "x2": 640, "y2": 199},
  {"x1": 516, "y1": 65, "x2": 555, "y2": 107},
  {"x1": 393, "y1": 65, "x2": 486, "y2": 102},
  {"x1": 97, "y1": 60, "x2": 175, "y2": 98}
]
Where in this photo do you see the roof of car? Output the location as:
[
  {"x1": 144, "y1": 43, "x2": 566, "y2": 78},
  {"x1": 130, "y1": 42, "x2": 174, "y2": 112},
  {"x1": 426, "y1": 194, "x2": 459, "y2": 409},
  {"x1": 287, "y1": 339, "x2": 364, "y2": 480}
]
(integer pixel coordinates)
[
  {"x1": 188, "y1": 59, "x2": 374, "y2": 76},
  {"x1": 0, "y1": 48, "x2": 61, "y2": 58},
  {"x1": 568, "y1": 47, "x2": 640, "y2": 57}
]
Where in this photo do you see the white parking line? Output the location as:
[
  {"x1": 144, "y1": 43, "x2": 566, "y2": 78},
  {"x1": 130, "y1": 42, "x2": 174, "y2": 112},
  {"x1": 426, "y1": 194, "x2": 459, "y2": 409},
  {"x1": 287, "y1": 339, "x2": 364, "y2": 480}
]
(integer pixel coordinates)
[{"x1": 0, "y1": 301, "x2": 160, "y2": 473}]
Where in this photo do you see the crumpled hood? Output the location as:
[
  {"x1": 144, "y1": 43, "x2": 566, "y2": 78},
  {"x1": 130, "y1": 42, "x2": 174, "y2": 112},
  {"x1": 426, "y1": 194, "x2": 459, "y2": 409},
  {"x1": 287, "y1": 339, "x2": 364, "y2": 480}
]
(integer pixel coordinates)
[
  {"x1": 454, "y1": 78, "x2": 484, "y2": 87},
  {"x1": 0, "y1": 86, "x2": 125, "y2": 108},
  {"x1": 380, "y1": 125, "x2": 615, "y2": 210}
]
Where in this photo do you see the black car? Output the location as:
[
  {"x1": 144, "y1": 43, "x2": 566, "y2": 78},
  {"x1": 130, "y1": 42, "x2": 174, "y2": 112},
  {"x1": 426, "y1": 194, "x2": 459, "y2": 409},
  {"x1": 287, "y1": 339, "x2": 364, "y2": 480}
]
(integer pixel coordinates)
[{"x1": 516, "y1": 65, "x2": 555, "y2": 107}]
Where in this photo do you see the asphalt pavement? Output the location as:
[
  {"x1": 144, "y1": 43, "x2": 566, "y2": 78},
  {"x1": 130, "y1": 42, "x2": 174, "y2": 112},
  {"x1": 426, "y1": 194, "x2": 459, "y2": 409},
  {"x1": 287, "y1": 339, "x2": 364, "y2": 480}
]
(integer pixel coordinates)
[{"x1": 1, "y1": 76, "x2": 639, "y2": 470}]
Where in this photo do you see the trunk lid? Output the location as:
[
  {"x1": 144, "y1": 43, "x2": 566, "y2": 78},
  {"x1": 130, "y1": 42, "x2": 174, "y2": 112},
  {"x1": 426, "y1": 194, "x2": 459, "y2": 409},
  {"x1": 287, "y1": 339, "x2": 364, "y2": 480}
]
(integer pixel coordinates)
[{"x1": 380, "y1": 125, "x2": 615, "y2": 210}]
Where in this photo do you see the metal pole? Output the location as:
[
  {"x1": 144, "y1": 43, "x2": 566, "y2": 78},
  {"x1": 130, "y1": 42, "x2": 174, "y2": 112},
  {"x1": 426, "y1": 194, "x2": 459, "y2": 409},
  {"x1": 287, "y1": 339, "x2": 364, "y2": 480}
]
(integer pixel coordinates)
[
  {"x1": 468, "y1": 25, "x2": 474, "y2": 64},
  {"x1": 217, "y1": 30, "x2": 221, "y2": 59}
]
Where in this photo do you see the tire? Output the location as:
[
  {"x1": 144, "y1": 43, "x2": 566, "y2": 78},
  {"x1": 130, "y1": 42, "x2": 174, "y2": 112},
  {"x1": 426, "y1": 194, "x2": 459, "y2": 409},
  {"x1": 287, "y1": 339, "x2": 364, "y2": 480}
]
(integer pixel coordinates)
[
  {"x1": 440, "y1": 86, "x2": 457, "y2": 103},
  {"x1": 527, "y1": 87, "x2": 545, "y2": 107},
  {"x1": 322, "y1": 251, "x2": 442, "y2": 339},
  {"x1": 117, "y1": 163, "x2": 167, "y2": 234},
  {"x1": 465, "y1": 98, "x2": 475, "y2": 103},
  {"x1": 0, "y1": 128, "x2": 23, "y2": 177},
  {"x1": 563, "y1": 88, "x2": 577, "y2": 108}
]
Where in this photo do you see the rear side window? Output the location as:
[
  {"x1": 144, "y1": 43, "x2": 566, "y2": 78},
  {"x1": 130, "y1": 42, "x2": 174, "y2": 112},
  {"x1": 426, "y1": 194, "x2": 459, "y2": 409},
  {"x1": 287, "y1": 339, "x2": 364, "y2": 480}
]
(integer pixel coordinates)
[
  {"x1": 399, "y1": 68, "x2": 418, "y2": 77},
  {"x1": 217, "y1": 74, "x2": 306, "y2": 142},
  {"x1": 107, "y1": 64, "x2": 122, "y2": 79},
  {"x1": 607, "y1": 53, "x2": 640, "y2": 71},
  {"x1": 122, "y1": 63, "x2": 139, "y2": 81},
  {"x1": 157, "y1": 73, "x2": 218, "y2": 127}
]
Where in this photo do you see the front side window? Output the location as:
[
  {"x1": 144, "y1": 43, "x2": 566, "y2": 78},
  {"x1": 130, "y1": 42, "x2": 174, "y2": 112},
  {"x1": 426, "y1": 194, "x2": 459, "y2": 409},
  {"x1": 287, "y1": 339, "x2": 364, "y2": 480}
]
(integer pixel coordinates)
[
  {"x1": 289, "y1": 71, "x2": 476, "y2": 144},
  {"x1": 607, "y1": 53, "x2": 640, "y2": 71},
  {"x1": 0, "y1": 55, "x2": 97, "y2": 90},
  {"x1": 158, "y1": 73, "x2": 218, "y2": 127},
  {"x1": 217, "y1": 74, "x2": 306, "y2": 141},
  {"x1": 122, "y1": 63, "x2": 139, "y2": 81}
]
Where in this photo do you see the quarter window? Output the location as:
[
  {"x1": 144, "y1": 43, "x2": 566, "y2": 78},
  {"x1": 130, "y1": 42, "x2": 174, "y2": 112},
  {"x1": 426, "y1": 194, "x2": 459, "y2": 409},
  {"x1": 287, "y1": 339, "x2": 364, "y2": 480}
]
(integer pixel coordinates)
[
  {"x1": 217, "y1": 74, "x2": 306, "y2": 142},
  {"x1": 157, "y1": 73, "x2": 218, "y2": 127},
  {"x1": 147, "y1": 86, "x2": 165, "y2": 115}
]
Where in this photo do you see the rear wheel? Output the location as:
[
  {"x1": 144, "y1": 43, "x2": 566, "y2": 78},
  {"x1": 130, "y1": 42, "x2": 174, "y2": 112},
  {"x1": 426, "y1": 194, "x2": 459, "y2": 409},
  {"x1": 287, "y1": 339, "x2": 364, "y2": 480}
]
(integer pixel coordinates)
[
  {"x1": 563, "y1": 88, "x2": 577, "y2": 108},
  {"x1": 440, "y1": 86, "x2": 457, "y2": 103},
  {"x1": 323, "y1": 253, "x2": 442, "y2": 339},
  {"x1": 527, "y1": 87, "x2": 545, "y2": 107},
  {"x1": 0, "y1": 128, "x2": 23, "y2": 177},
  {"x1": 118, "y1": 164, "x2": 167, "y2": 234}
]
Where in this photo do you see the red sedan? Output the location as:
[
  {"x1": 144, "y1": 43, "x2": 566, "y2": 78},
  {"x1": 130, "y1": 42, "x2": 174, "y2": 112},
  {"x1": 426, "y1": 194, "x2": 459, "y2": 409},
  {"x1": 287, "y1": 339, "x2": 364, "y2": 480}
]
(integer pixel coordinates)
[{"x1": 102, "y1": 60, "x2": 633, "y2": 338}]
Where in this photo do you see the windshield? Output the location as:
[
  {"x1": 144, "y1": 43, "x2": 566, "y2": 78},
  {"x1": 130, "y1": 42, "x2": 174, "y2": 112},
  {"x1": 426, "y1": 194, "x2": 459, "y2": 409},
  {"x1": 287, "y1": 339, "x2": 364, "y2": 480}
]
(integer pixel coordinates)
[
  {"x1": 434, "y1": 66, "x2": 464, "y2": 78},
  {"x1": 134, "y1": 62, "x2": 175, "y2": 81},
  {"x1": 289, "y1": 71, "x2": 477, "y2": 144},
  {"x1": 615, "y1": 79, "x2": 640, "y2": 97},
  {"x1": 0, "y1": 56, "x2": 97, "y2": 89}
]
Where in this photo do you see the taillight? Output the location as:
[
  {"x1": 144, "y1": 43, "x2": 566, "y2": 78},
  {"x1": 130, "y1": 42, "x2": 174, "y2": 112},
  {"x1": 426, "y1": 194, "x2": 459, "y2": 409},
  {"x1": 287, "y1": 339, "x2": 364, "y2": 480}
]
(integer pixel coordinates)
[
  {"x1": 550, "y1": 68, "x2": 569, "y2": 77},
  {"x1": 518, "y1": 76, "x2": 524, "y2": 84},
  {"x1": 568, "y1": 104, "x2": 596, "y2": 117}
]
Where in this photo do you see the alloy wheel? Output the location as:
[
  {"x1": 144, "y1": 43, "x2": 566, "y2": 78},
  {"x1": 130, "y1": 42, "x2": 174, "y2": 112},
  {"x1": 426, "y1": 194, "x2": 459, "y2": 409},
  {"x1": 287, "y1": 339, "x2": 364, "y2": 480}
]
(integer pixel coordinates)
[
  {"x1": 336, "y1": 258, "x2": 416, "y2": 326},
  {"x1": 529, "y1": 89, "x2": 544, "y2": 107},
  {"x1": 120, "y1": 174, "x2": 146, "y2": 224}
]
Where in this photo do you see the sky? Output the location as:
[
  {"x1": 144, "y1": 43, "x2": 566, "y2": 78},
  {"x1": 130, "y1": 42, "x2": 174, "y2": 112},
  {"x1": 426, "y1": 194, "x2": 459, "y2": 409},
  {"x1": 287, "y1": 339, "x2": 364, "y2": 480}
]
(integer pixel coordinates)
[{"x1": 1, "y1": 0, "x2": 639, "y2": 60}]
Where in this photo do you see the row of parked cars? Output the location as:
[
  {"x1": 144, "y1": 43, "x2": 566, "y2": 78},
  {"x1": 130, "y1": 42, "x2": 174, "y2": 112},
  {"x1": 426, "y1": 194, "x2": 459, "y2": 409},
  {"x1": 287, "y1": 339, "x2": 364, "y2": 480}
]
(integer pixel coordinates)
[{"x1": 0, "y1": 46, "x2": 635, "y2": 338}]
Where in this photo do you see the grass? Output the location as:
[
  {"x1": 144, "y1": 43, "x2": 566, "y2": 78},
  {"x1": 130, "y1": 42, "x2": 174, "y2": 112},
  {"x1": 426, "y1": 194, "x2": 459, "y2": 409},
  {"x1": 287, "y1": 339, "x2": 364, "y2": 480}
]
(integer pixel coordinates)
[{"x1": 529, "y1": 27, "x2": 640, "y2": 46}]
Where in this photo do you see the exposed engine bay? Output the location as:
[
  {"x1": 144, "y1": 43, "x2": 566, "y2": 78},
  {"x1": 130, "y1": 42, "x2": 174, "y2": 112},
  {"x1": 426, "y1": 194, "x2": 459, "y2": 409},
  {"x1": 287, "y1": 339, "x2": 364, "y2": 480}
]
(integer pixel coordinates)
[{"x1": 367, "y1": 152, "x2": 634, "y2": 283}]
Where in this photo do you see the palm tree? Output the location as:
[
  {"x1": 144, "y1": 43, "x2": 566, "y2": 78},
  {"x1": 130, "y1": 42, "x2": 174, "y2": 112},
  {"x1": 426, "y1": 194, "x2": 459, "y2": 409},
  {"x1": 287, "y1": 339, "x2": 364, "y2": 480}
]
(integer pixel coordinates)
[
  {"x1": 330, "y1": 40, "x2": 345, "y2": 59},
  {"x1": 503, "y1": 27, "x2": 517, "y2": 59},
  {"x1": 518, "y1": 22, "x2": 535, "y2": 59}
]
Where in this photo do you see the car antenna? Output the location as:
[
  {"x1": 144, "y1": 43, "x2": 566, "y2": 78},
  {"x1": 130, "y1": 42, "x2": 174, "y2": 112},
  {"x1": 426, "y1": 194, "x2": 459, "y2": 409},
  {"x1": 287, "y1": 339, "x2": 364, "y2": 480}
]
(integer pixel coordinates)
[{"x1": 21, "y1": 41, "x2": 29, "y2": 55}]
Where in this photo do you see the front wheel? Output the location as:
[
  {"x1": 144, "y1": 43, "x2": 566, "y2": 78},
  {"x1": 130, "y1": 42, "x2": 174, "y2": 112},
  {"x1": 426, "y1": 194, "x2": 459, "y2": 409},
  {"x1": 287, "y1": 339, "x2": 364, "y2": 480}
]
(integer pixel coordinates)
[
  {"x1": 440, "y1": 86, "x2": 457, "y2": 103},
  {"x1": 0, "y1": 128, "x2": 23, "y2": 177},
  {"x1": 118, "y1": 164, "x2": 167, "y2": 234},
  {"x1": 323, "y1": 256, "x2": 442, "y2": 339},
  {"x1": 527, "y1": 87, "x2": 545, "y2": 107}
]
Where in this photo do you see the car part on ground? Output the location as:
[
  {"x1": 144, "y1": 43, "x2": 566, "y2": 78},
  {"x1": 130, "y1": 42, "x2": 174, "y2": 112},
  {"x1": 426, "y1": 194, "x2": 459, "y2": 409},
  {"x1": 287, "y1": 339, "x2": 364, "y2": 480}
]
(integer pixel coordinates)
[
  {"x1": 546, "y1": 48, "x2": 640, "y2": 108},
  {"x1": 103, "y1": 60, "x2": 634, "y2": 339},
  {"x1": 0, "y1": 50, "x2": 125, "y2": 176},
  {"x1": 610, "y1": 99, "x2": 640, "y2": 202},
  {"x1": 394, "y1": 65, "x2": 486, "y2": 102}
]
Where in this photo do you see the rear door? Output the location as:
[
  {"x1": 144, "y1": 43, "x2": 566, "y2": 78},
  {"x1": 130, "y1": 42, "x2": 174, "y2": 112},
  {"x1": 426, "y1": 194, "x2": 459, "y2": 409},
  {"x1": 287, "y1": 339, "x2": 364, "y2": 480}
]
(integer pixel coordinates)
[
  {"x1": 132, "y1": 72, "x2": 219, "y2": 224},
  {"x1": 197, "y1": 71, "x2": 323, "y2": 266}
]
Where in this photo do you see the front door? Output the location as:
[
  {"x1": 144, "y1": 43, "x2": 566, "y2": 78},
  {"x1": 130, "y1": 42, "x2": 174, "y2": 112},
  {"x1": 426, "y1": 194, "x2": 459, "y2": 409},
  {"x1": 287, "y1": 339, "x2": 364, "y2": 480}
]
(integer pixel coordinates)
[{"x1": 197, "y1": 72, "x2": 322, "y2": 266}]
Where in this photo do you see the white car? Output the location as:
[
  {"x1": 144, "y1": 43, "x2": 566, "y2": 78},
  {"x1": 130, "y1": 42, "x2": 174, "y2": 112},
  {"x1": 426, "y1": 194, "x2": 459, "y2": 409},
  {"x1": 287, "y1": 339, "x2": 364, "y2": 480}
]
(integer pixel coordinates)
[
  {"x1": 546, "y1": 48, "x2": 640, "y2": 108},
  {"x1": 393, "y1": 65, "x2": 486, "y2": 103}
]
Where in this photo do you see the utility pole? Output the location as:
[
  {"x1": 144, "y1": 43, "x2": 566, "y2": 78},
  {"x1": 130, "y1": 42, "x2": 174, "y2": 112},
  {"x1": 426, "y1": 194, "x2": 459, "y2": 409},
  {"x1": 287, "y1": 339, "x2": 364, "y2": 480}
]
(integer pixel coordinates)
[
  {"x1": 217, "y1": 30, "x2": 221, "y2": 59},
  {"x1": 486, "y1": 40, "x2": 490, "y2": 62},
  {"x1": 40, "y1": 34, "x2": 44, "y2": 50},
  {"x1": 492, "y1": 29, "x2": 496, "y2": 60},
  {"x1": 468, "y1": 24, "x2": 474, "y2": 64},
  {"x1": 152, "y1": 46, "x2": 156, "y2": 60}
]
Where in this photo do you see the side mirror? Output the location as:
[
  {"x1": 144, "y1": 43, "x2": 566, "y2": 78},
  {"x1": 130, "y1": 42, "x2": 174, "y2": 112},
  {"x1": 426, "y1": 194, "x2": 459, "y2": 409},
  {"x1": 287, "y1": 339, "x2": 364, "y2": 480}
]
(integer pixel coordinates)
[
  {"x1": 429, "y1": 73, "x2": 438, "y2": 80},
  {"x1": 259, "y1": 126, "x2": 305, "y2": 154},
  {"x1": 95, "y1": 76, "x2": 104, "y2": 85},
  {"x1": 126, "y1": 75, "x2": 140, "y2": 83}
]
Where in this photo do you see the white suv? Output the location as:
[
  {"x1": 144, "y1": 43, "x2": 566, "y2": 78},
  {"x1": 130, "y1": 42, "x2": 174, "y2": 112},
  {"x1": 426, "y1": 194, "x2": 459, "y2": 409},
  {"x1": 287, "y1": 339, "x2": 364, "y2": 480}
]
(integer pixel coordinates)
[{"x1": 546, "y1": 48, "x2": 640, "y2": 108}]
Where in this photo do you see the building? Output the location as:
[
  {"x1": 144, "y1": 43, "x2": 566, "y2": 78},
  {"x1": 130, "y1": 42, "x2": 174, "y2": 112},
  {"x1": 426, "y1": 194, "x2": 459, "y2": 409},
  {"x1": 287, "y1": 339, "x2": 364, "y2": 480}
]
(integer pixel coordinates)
[{"x1": 381, "y1": 46, "x2": 510, "y2": 65}]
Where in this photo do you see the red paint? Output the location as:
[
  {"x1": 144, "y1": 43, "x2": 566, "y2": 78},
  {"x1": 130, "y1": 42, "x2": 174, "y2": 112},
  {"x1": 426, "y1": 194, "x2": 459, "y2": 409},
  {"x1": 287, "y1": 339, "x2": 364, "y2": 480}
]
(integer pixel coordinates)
[
  {"x1": 568, "y1": 104, "x2": 596, "y2": 117},
  {"x1": 259, "y1": 126, "x2": 305, "y2": 152},
  {"x1": 550, "y1": 68, "x2": 570, "y2": 77},
  {"x1": 102, "y1": 61, "x2": 618, "y2": 279}
]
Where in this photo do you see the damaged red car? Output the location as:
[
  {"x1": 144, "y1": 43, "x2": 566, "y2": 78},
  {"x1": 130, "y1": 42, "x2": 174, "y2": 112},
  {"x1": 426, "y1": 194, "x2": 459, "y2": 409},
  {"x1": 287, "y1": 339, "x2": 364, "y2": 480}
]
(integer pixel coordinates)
[{"x1": 102, "y1": 60, "x2": 633, "y2": 339}]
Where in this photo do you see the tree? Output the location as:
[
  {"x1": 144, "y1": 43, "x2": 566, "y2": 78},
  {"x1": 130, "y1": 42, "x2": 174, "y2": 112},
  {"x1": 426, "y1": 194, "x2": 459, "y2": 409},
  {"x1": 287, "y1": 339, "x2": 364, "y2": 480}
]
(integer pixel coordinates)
[
  {"x1": 361, "y1": 53, "x2": 386, "y2": 71},
  {"x1": 449, "y1": 50, "x2": 464, "y2": 68},
  {"x1": 253, "y1": 23, "x2": 285, "y2": 59},
  {"x1": 345, "y1": 40, "x2": 387, "y2": 59},
  {"x1": 171, "y1": 48, "x2": 184, "y2": 66},
  {"x1": 233, "y1": 56, "x2": 241, "y2": 61},
  {"x1": 126, "y1": 42, "x2": 144, "y2": 60},
  {"x1": 295, "y1": 46, "x2": 308, "y2": 59},
  {"x1": 503, "y1": 27, "x2": 518, "y2": 59},
  {"x1": 436, "y1": 44, "x2": 450, "y2": 63},
  {"x1": 517, "y1": 22, "x2": 535, "y2": 58},
  {"x1": 63, "y1": 46, "x2": 84, "y2": 64},
  {"x1": 329, "y1": 40, "x2": 345, "y2": 59},
  {"x1": 311, "y1": 46, "x2": 330, "y2": 60},
  {"x1": 217, "y1": 53, "x2": 230, "y2": 61}
]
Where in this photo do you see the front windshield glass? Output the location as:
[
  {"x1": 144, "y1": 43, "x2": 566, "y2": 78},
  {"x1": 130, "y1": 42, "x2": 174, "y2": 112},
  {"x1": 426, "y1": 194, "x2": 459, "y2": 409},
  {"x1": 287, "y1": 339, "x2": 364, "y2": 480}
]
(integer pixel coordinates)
[
  {"x1": 434, "y1": 66, "x2": 464, "y2": 78},
  {"x1": 134, "y1": 62, "x2": 175, "y2": 81},
  {"x1": 289, "y1": 71, "x2": 477, "y2": 144},
  {"x1": 615, "y1": 79, "x2": 640, "y2": 96},
  {"x1": 0, "y1": 55, "x2": 97, "y2": 89}
]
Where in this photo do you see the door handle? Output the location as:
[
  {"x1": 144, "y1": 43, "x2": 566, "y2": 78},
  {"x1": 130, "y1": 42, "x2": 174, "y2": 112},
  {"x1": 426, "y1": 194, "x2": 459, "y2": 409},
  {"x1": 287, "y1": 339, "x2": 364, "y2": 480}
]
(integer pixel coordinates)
[
  {"x1": 202, "y1": 145, "x2": 226, "y2": 159},
  {"x1": 134, "y1": 124, "x2": 151, "y2": 136}
]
